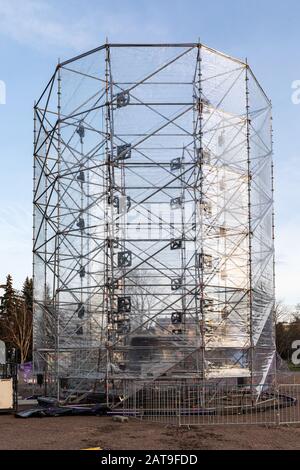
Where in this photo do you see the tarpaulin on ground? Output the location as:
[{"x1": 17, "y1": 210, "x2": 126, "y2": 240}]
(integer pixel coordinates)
[{"x1": 15, "y1": 403, "x2": 110, "y2": 418}]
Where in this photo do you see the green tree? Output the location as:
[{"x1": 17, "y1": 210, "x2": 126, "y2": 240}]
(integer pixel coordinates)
[
  {"x1": 22, "y1": 277, "x2": 33, "y2": 314},
  {"x1": 0, "y1": 275, "x2": 17, "y2": 357},
  {"x1": 0, "y1": 274, "x2": 16, "y2": 317},
  {"x1": 22, "y1": 277, "x2": 33, "y2": 361}
]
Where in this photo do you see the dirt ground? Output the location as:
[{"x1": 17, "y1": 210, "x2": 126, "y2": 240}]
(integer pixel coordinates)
[{"x1": 0, "y1": 413, "x2": 299, "y2": 450}]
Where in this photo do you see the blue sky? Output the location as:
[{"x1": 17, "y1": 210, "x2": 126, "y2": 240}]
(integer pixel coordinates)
[{"x1": 0, "y1": 0, "x2": 298, "y2": 304}]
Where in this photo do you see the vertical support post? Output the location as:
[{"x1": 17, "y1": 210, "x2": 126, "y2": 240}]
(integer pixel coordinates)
[
  {"x1": 192, "y1": 46, "x2": 201, "y2": 375},
  {"x1": 32, "y1": 102, "x2": 37, "y2": 397},
  {"x1": 55, "y1": 62, "x2": 62, "y2": 401},
  {"x1": 104, "y1": 44, "x2": 110, "y2": 406},
  {"x1": 270, "y1": 105, "x2": 277, "y2": 389},
  {"x1": 196, "y1": 42, "x2": 205, "y2": 379},
  {"x1": 245, "y1": 61, "x2": 254, "y2": 394},
  {"x1": 104, "y1": 43, "x2": 117, "y2": 405}
]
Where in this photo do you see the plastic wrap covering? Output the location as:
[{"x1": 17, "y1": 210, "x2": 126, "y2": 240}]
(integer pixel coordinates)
[{"x1": 33, "y1": 44, "x2": 275, "y2": 401}]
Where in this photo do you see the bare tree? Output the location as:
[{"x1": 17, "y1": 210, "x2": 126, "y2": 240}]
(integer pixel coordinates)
[
  {"x1": 292, "y1": 303, "x2": 300, "y2": 322},
  {"x1": 126, "y1": 269, "x2": 156, "y2": 330},
  {"x1": 273, "y1": 300, "x2": 290, "y2": 325},
  {"x1": 1, "y1": 299, "x2": 32, "y2": 364},
  {"x1": 274, "y1": 301, "x2": 300, "y2": 361}
]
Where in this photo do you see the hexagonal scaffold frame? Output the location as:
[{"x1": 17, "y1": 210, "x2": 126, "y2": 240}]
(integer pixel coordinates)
[{"x1": 33, "y1": 43, "x2": 275, "y2": 406}]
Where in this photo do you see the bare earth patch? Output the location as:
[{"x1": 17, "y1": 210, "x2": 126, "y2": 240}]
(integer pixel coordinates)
[{"x1": 0, "y1": 414, "x2": 300, "y2": 450}]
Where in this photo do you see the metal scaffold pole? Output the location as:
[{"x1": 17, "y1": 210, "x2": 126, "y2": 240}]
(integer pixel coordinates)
[
  {"x1": 56, "y1": 62, "x2": 62, "y2": 400},
  {"x1": 245, "y1": 60, "x2": 254, "y2": 393}
]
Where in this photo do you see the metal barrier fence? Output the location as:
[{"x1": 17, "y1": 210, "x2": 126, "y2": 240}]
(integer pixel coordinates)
[
  {"x1": 121, "y1": 381, "x2": 300, "y2": 426},
  {"x1": 0, "y1": 363, "x2": 18, "y2": 379},
  {"x1": 278, "y1": 384, "x2": 300, "y2": 425}
]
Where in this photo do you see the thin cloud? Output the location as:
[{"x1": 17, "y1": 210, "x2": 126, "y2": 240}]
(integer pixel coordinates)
[
  {"x1": 0, "y1": 0, "x2": 96, "y2": 51},
  {"x1": 0, "y1": 0, "x2": 170, "y2": 53}
]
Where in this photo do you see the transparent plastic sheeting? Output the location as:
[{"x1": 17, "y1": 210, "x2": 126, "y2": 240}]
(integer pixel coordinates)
[{"x1": 33, "y1": 44, "x2": 275, "y2": 400}]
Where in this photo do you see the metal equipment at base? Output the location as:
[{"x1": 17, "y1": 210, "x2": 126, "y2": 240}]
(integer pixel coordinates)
[{"x1": 0, "y1": 341, "x2": 18, "y2": 412}]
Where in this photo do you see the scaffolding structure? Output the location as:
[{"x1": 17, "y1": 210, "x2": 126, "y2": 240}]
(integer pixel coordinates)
[{"x1": 33, "y1": 43, "x2": 275, "y2": 406}]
